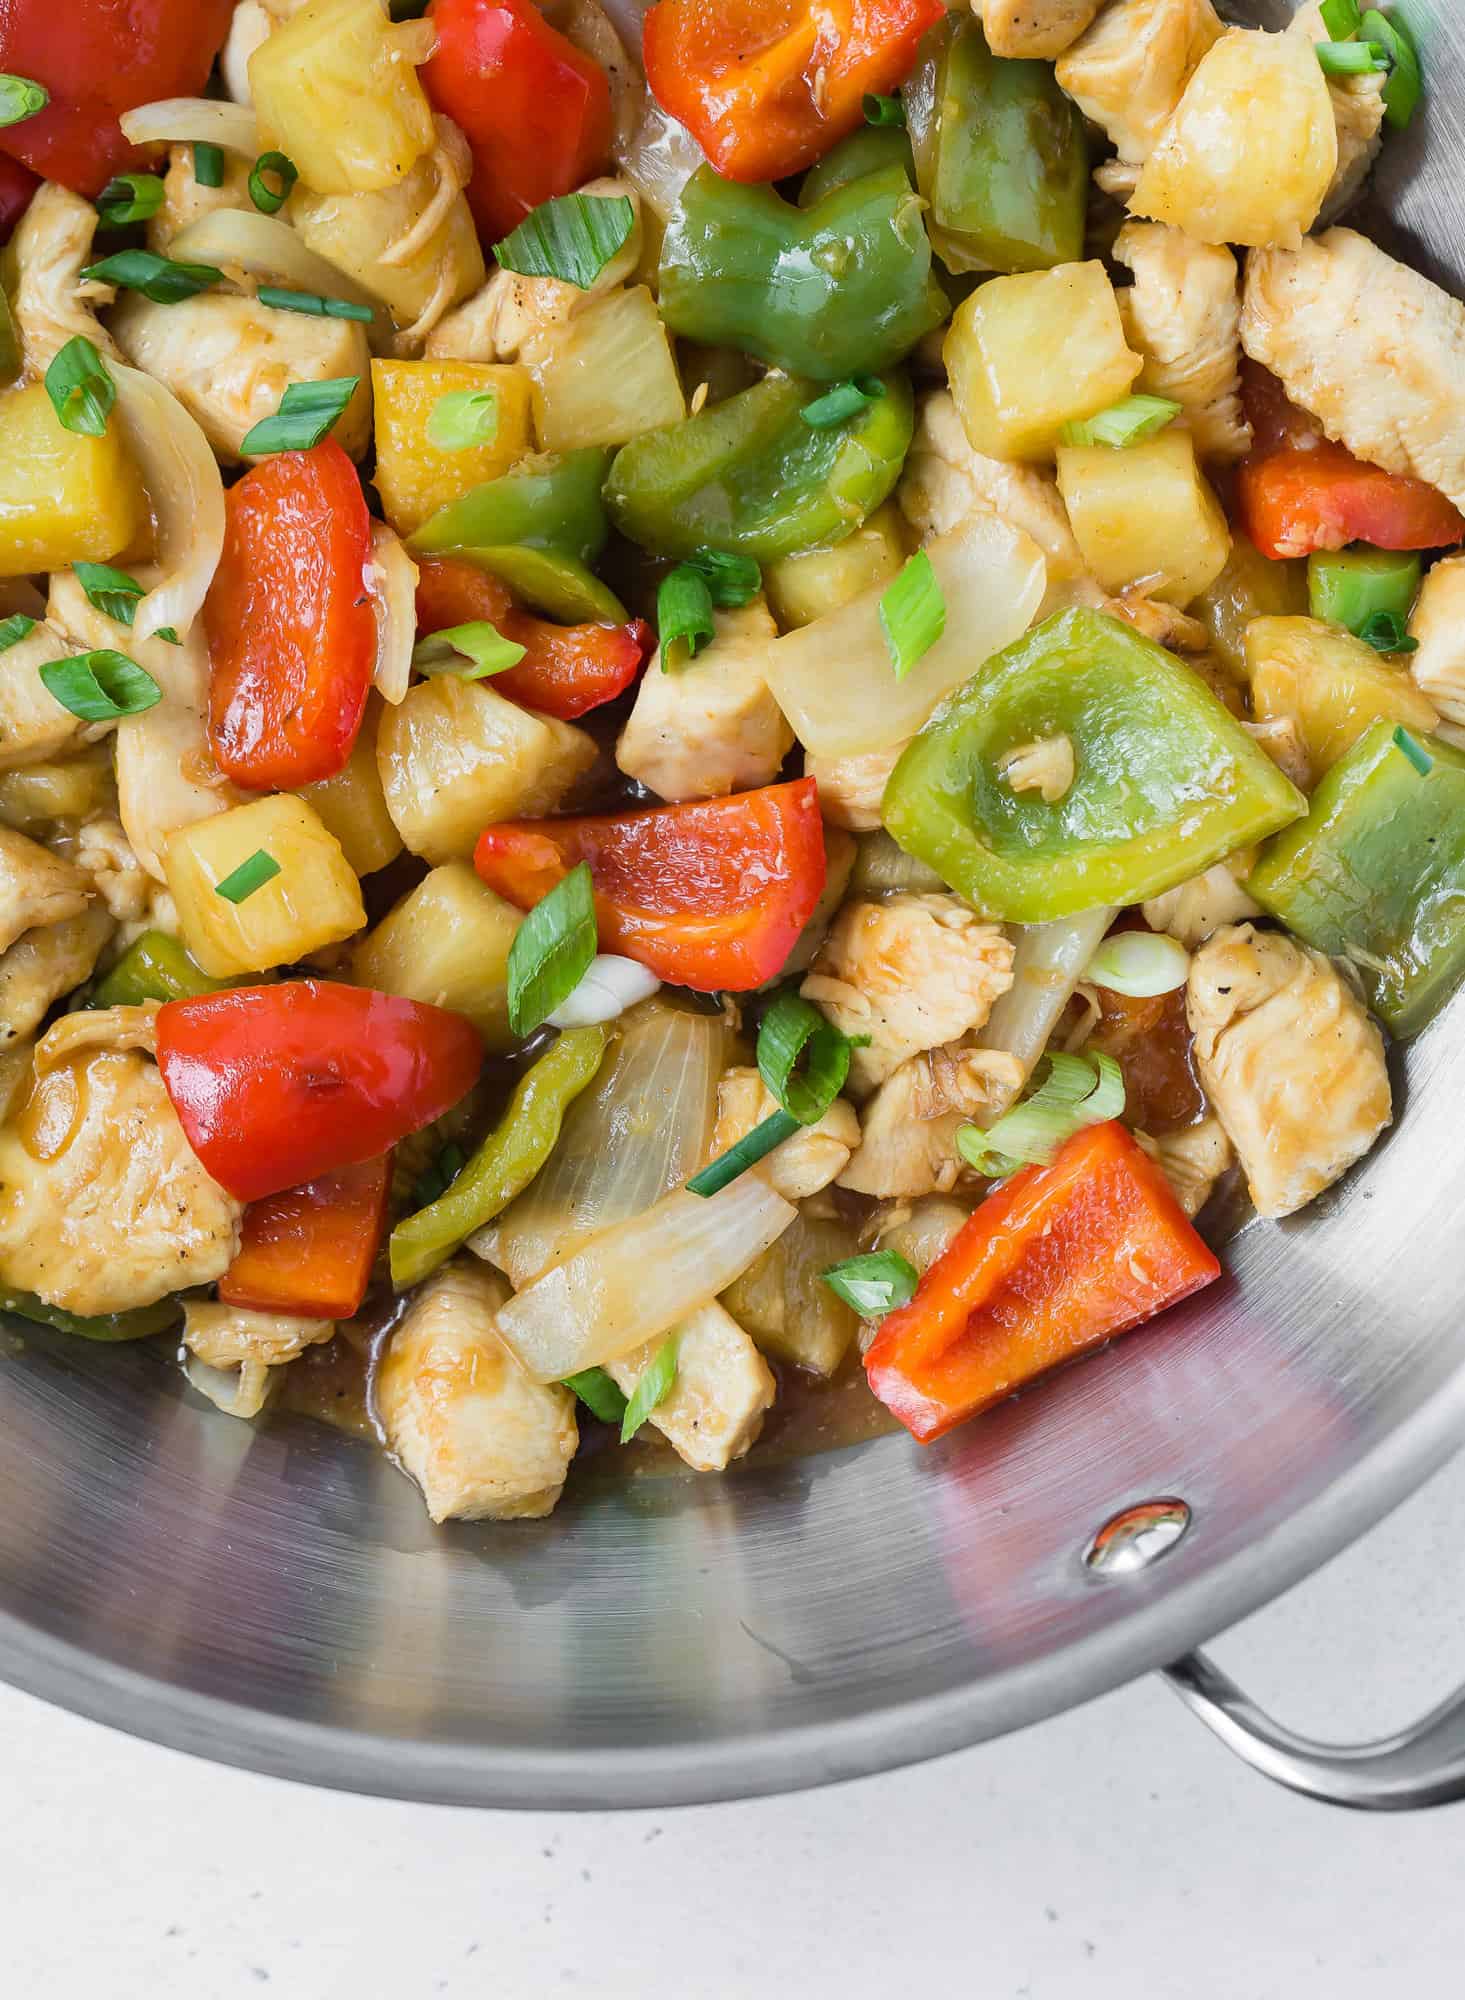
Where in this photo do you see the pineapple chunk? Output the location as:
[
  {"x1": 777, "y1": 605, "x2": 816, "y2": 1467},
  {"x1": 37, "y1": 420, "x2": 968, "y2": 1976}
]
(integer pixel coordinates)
[
  {"x1": 1247, "y1": 615, "x2": 1440, "y2": 775},
  {"x1": 0, "y1": 382, "x2": 145, "y2": 576},
  {"x1": 353, "y1": 862, "x2": 520, "y2": 1047},
  {"x1": 299, "y1": 697, "x2": 403, "y2": 877},
  {"x1": 294, "y1": 163, "x2": 485, "y2": 347},
  {"x1": 0, "y1": 748, "x2": 111, "y2": 831},
  {"x1": 249, "y1": 0, "x2": 436, "y2": 195},
  {"x1": 765, "y1": 504, "x2": 906, "y2": 630},
  {"x1": 1056, "y1": 428, "x2": 1230, "y2": 606},
  {"x1": 521, "y1": 286, "x2": 686, "y2": 453},
  {"x1": 376, "y1": 676, "x2": 596, "y2": 863},
  {"x1": 371, "y1": 358, "x2": 533, "y2": 538},
  {"x1": 164, "y1": 795, "x2": 366, "y2": 977},
  {"x1": 1194, "y1": 533, "x2": 1308, "y2": 680},
  {"x1": 1133, "y1": 28, "x2": 1337, "y2": 250},
  {"x1": 720, "y1": 1209, "x2": 861, "y2": 1378},
  {"x1": 944, "y1": 263, "x2": 1142, "y2": 462}
]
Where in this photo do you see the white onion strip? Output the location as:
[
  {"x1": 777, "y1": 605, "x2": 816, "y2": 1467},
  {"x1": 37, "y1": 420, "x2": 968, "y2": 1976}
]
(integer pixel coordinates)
[
  {"x1": 169, "y1": 209, "x2": 394, "y2": 353},
  {"x1": 368, "y1": 522, "x2": 418, "y2": 705},
  {"x1": 119, "y1": 97, "x2": 260, "y2": 156},
  {"x1": 111, "y1": 365, "x2": 226, "y2": 645}
]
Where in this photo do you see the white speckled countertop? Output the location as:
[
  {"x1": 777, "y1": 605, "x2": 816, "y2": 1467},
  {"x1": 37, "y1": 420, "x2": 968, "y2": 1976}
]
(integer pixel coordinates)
[{"x1": 3, "y1": 1446, "x2": 1463, "y2": 1998}]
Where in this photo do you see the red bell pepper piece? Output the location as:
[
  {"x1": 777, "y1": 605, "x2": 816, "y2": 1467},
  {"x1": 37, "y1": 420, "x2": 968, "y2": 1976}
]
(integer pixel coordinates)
[
  {"x1": 204, "y1": 441, "x2": 376, "y2": 792},
  {"x1": 865, "y1": 1122, "x2": 1222, "y2": 1444},
  {"x1": 415, "y1": 556, "x2": 649, "y2": 721},
  {"x1": 643, "y1": 0, "x2": 945, "y2": 185},
  {"x1": 0, "y1": 0, "x2": 235, "y2": 196},
  {"x1": 218, "y1": 1156, "x2": 392, "y2": 1320},
  {"x1": 157, "y1": 982, "x2": 483, "y2": 1204},
  {"x1": 423, "y1": 0, "x2": 613, "y2": 244},
  {"x1": 474, "y1": 778, "x2": 828, "y2": 990},
  {"x1": 1238, "y1": 361, "x2": 1465, "y2": 560},
  {"x1": 0, "y1": 155, "x2": 37, "y2": 243}
]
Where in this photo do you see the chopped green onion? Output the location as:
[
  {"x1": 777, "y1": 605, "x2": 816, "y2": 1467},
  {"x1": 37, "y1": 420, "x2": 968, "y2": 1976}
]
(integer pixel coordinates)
[
  {"x1": 1393, "y1": 725, "x2": 1434, "y2": 776},
  {"x1": 820, "y1": 1250, "x2": 918, "y2": 1319},
  {"x1": 410, "y1": 619, "x2": 526, "y2": 680},
  {"x1": 412, "y1": 1142, "x2": 466, "y2": 1209},
  {"x1": 756, "y1": 991, "x2": 854, "y2": 1126},
  {"x1": 1084, "y1": 929, "x2": 1190, "y2": 998},
  {"x1": 879, "y1": 548, "x2": 945, "y2": 681},
  {"x1": 37, "y1": 650, "x2": 162, "y2": 723},
  {"x1": 256, "y1": 285, "x2": 373, "y2": 325},
  {"x1": 193, "y1": 142, "x2": 225, "y2": 189},
  {"x1": 862, "y1": 92, "x2": 906, "y2": 128},
  {"x1": 956, "y1": 1051, "x2": 1126, "y2": 1179},
  {"x1": 658, "y1": 564, "x2": 716, "y2": 670},
  {"x1": 687, "y1": 547, "x2": 761, "y2": 608},
  {"x1": 1315, "y1": 38, "x2": 1391, "y2": 74},
  {"x1": 506, "y1": 861, "x2": 598, "y2": 1038},
  {"x1": 44, "y1": 335, "x2": 115, "y2": 438},
  {"x1": 425, "y1": 387, "x2": 500, "y2": 451},
  {"x1": 81, "y1": 248, "x2": 224, "y2": 304},
  {"x1": 493, "y1": 192, "x2": 635, "y2": 290},
  {"x1": 620, "y1": 1335, "x2": 679, "y2": 1443},
  {"x1": 249, "y1": 150, "x2": 298, "y2": 215},
  {"x1": 214, "y1": 849, "x2": 281, "y2": 904},
  {"x1": 1320, "y1": 0, "x2": 1362, "y2": 35},
  {"x1": 96, "y1": 173, "x2": 166, "y2": 229},
  {"x1": 0, "y1": 74, "x2": 47, "y2": 128},
  {"x1": 238, "y1": 376, "x2": 359, "y2": 455},
  {"x1": 0, "y1": 613, "x2": 36, "y2": 652},
  {"x1": 72, "y1": 561, "x2": 146, "y2": 627},
  {"x1": 801, "y1": 377, "x2": 887, "y2": 429},
  {"x1": 562, "y1": 1367, "x2": 629, "y2": 1425},
  {"x1": 1357, "y1": 608, "x2": 1418, "y2": 654},
  {"x1": 1361, "y1": 9, "x2": 1422, "y2": 128},
  {"x1": 686, "y1": 1108, "x2": 800, "y2": 1197},
  {"x1": 1060, "y1": 394, "x2": 1183, "y2": 449}
]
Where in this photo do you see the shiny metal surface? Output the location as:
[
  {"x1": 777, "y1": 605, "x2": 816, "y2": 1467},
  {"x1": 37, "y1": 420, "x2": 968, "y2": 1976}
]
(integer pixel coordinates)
[
  {"x1": 1083, "y1": 1499, "x2": 1192, "y2": 1577},
  {"x1": 3, "y1": 2, "x2": 1465, "y2": 1809}
]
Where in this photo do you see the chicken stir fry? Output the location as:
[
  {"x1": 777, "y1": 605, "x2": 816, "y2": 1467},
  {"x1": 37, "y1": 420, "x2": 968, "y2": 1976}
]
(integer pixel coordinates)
[{"x1": 0, "y1": 0, "x2": 1456, "y2": 1510}]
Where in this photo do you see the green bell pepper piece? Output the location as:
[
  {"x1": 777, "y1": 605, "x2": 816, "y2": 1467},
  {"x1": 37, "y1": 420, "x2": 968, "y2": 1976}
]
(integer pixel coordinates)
[
  {"x1": 389, "y1": 1024, "x2": 607, "y2": 1288},
  {"x1": 604, "y1": 370, "x2": 914, "y2": 564},
  {"x1": 1307, "y1": 546, "x2": 1421, "y2": 639},
  {"x1": 658, "y1": 164, "x2": 948, "y2": 384},
  {"x1": 90, "y1": 930, "x2": 233, "y2": 1008},
  {"x1": 883, "y1": 608, "x2": 1307, "y2": 923},
  {"x1": 448, "y1": 546, "x2": 626, "y2": 624},
  {"x1": 407, "y1": 448, "x2": 620, "y2": 621},
  {"x1": 1, "y1": 1287, "x2": 181, "y2": 1343},
  {"x1": 799, "y1": 125, "x2": 914, "y2": 208},
  {"x1": 1250, "y1": 721, "x2": 1465, "y2": 1038}
]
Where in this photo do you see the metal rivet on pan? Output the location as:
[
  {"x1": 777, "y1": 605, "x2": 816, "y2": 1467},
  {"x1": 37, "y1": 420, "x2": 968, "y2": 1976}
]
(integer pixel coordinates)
[{"x1": 1083, "y1": 1498, "x2": 1192, "y2": 1576}]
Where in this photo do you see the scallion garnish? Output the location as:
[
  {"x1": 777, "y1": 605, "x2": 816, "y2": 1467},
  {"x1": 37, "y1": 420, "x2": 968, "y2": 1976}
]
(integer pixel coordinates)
[
  {"x1": 1060, "y1": 394, "x2": 1183, "y2": 449},
  {"x1": 249, "y1": 150, "x2": 298, "y2": 215},
  {"x1": 757, "y1": 991, "x2": 855, "y2": 1126},
  {"x1": 657, "y1": 564, "x2": 716, "y2": 670},
  {"x1": 862, "y1": 92, "x2": 906, "y2": 128},
  {"x1": 1083, "y1": 929, "x2": 1191, "y2": 999},
  {"x1": 1361, "y1": 8, "x2": 1422, "y2": 128},
  {"x1": 44, "y1": 336, "x2": 115, "y2": 438},
  {"x1": 96, "y1": 172, "x2": 166, "y2": 229},
  {"x1": 619, "y1": 1335, "x2": 679, "y2": 1443},
  {"x1": 956, "y1": 1051, "x2": 1125, "y2": 1180},
  {"x1": 410, "y1": 620, "x2": 526, "y2": 680},
  {"x1": 686, "y1": 1109, "x2": 801, "y2": 1198},
  {"x1": 36, "y1": 649, "x2": 161, "y2": 723},
  {"x1": 562, "y1": 1367, "x2": 629, "y2": 1425},
  {"x1": 214, "y1": 849, "x2": 281, "y2": 904},
  {"x1": 193, "y1": 142, "x2": 225, "y2": 189},
  {"x1": 686, "y1": 547, "x2": 761, "y2": 608},
  {"x1": 1320, "y1": 0, "x2": 1362, "y2": 35},
  {"x1": 1357, "y1": 608, "x2": 1418, "y2": 654},
  {"x1": 879, "y1": 548, "x2": 945, "y2": 681},
  {"x1": 1394, "y1": 726, "x2": 1434, "y2": 776},
  {"x1": 493, "y1": 191, "x2": 635, "y2": 290},
  {"x1": 506, "y1": 861, "x2": 598, "y2": 1038},
  {"x1": 1315, "y1": 38, "x2": 1391, "y2": 75},
  {"x1": 820, "y1": 1250, "x2": 918, "y2": 1319},
  {"x1": 425, "y1": 387, "x2": 500, "y2": 451},
  {"x1": 256, "y1": 285, "x2": 373, "y2": 325},
  {"x1": 0, "y1": 613, "x2": 36, "y2": 652},
  {"x1": 81, "y1": 248, "x2": 224, "y2": 305},
  {"x1": 0, "y1": 74, "x2": 47, "y2": 128},
  {"x1": 72, "y1": 561, "x2": 146, "y2": 627},
  {"x1": 801, "y1": 377, "x2": 886, "y2": 429},
  {"x1": 238, "y1": 376, "x2": 359, "y2": 455}
]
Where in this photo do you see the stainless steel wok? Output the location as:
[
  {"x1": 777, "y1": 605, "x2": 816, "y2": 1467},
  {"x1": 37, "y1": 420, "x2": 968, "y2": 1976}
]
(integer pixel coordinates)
[{"x1": 3, "y1": 0, "x2": 1465, "y2": 1814}]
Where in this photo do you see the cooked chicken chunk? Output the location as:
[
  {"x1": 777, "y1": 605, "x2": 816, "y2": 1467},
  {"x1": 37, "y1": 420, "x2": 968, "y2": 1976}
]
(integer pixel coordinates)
[
  {"x1": 0, "y1": 1047, "x2": 242, "y2": 1313},
  {"x1": 1055, "y1": 0, "x2": 1223, "y2": 168},
  {"x1": 616, "y1": 600, "x2": 792, "y2": 802},
  {"x1": 1241, "y1": 229, "x2": 1465, "y2": 514},
  {"x1": 0, "y1": 617, "x2": 105, "y2": 772},
  {"x1": 976, "y1": 0, "x2": 1103, "y2": 59},
  {"x1": 0, "y1": 828, "x2": 90, "y2": 956},
  {"x1": 1143, "y1": 859, "x2": 1261, "y2": 949},
  {"x1": 184, "y1": 1300, "x2": 334, "y2": 1369},
  {"x1": 1408, "y1": 554, "x2": 1465, "y2": 725},
  {"x1": 147, "y1": 143, "x2": 255, "y2": 253},
  {"x1": 0, "y1": 907, "x2": 112, "y2": 1047},
  {"x1": 1187, "y1": 923, "x2": 1391, "y2": 1219},
  {"x1": 1113, "y1": 223, "x2": 1249, "y2": 462},
  {"x1": 71, "y1": 815, "x2": 151, "y2": 927},
  {"x1": 1135, "y1": 1115, "x2": 1233, "y2": 1217},
  {"x1": 47, "y1": 571, "x2": 207, "y2": 709},
  {"x1": 376, "y1": 1260, "x2": 578, "y2": 1522},
  {"x1": 110, "y1": 292, "x2": 372, "y2": 464},
  {"x1": 998, "y1": 734, "x2": 1075, "y2": 804},
  {"x1": 33, "y1": 1004, "x2": 157, "y2": 1067},
  {"x1": 1288, "y1": 3, "x2": 1386, "y2": 224},
  {"x1": 805, "y1": 744, "x2": 904, "y2": 833},
  {"x1": 7, "y1": 182, "x2": 120, "y2": 371},
  {"x1": 868, "y1": 1195, "x2": 972, "y2": 1275},
  {"x1": 837, "y1": 1040, "x2": 1022, "y2": 1197},
  {"x1": 711, "y1": 1067, "x2": 860, "y2": 1201},
  {"x1": 605, "y1": 1301, "x2": 775, "y2": 1472},
  {"x1": 803, "y1": 894, "x2": 1015, "y2": 1095}
]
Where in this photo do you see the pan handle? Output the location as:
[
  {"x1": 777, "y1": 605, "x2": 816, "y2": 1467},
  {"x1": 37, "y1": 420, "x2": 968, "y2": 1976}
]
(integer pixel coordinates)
[{"x1": 1162, "y1": 1649, "x2": 1465, "y2": 1810}]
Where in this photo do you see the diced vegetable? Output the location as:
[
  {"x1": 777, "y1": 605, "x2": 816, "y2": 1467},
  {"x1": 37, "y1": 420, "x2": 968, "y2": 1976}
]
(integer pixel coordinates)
[
  {"x1": 0, "y1": 747, "x2": 110, "y2": 833},
  {"x1": 298, "y1": 695, "x2": 403, "y2": 878},
  {"x1": 977, "y1": 908, "x2": 1117, "y2": 1117},
  {"x1": 0, "y1": 380, "x2": 144, "y2": 576},
  {"x1": 721, "y1": 1209, "x2": 862, "y2": 1377},
  {"x1": 1247, "y1": 615, "x2": 1438, "y2": 774},
  {"x1": 1359, "y1": 7, "x2": 1422, "y2": 131},
  {"x1": 219, "y1": 1155, "x2": 391, "y2": 1319},
  {"x1": 764, "y1": 503, "x2": 906, "y2": 629},
  {"x1": 944, "y1": 261, "x2": 1141, "y2": 462},
  {"x1": 353, "y1": 862, "x2": 522, "y2": 1047},
  {"x1": 494, "y1": 191, "x2": 635, "y2": 290},
  {"x1": 249, "y1": 0, "x2": 436, "y2": 195},
  {"x1": 1308, "y1": 547, "x2": 1421, "y2": 638},
  {"x1": 1056, "y1": 429, "x2": 1231, "y2": 607},
  {"x1": 1194, "y1": 532, "x2": 1309, "y2": 680},
  {"x1": 506, "y1": 862, "x2": 597, "y2": 1038},
  {"x1": 291, "y1": 161, "x2": 485, "y2": 344},
  {"x1": 90, "y1": 930, "x2": 232, "y2": 1008},
  {"x1": 371, "y1": 360, "x2": 533, "y2": 539},
  {"x1": 798, "y1": 125, "x2": 914, "y2": 208},
  {"x1": 521, "y1": 285, "x2": 686, "y2": 453}
]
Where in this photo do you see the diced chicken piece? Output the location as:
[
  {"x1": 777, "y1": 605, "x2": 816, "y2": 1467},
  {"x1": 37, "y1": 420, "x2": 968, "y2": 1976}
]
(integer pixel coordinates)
[
  {"x1": 605, "y1": 1301, "x2": 775, "y2": 1472},
  {"x1": 7, "y1": 182, "x2": 120, "y2": 371},
  {"x1": 803, "y1": 893, "x2": 1015, "y2": 1094},
  {"x1": 1241, "y1": 229, "x2": 1465, "y2": 515},
  {"x1": 183, "y1": 1352, "x2": 279, "y2": 1420},
  {"x1": 0, "y1": 1047, "x2": 242, "y2": 1313},
  {"x1": 116, "y1": 705, "x2": 242, "y2": 883},
  {"x1": 71, "y1": 815, "x2": 151, "y2": 927},
  {"x1": 1243, "y1": 715, "x2": 1312, "y2": 793},
  {"x1": 376, "y1": 1260, "x2": 578, "y2": 1522},
  {"x1": 184, "y1": 1299, "x2": 334, "y2": 1368},
  {"x1": 1113, "y1": 222, "x2": 1250, "y2": 462},
  {"x1": 47, "y1": 570, "x2": 209, "y2": 710},
  {"x1": 616, "y1": 600, "x2": 792, "y2": 802},
  {"x1": 1408, "y1": 554, "x2": 1465, "y2": 725},
  {"x1": 837, "y1": 1040, "x2": 1022, "y2": 1197},
  {"x1": 1135, "y1": 1114, "x2": 1233, "y2": 1218},
  {"x1": 1108, "y1": 584, "x2": 1209, "y2": 653},
  {"x1": 1143, "y1": 859, "x2": 1261, "y2": 948},
  {"x1": 975, "y1": 0, "x2": 1104, "y2": 60},
  {"x1": 806, "y1": 744, "x2": 904, "y2": 832},
  {"x1": 997, "y1": 734, "x2": 1074, "y2": 803},
  {"x1": 1055, "y1": 0, "x2": 1223, "y2": 168},
  {"x1": 0, "y1": 907, "x2": 112, "y2": 1047},
  {"x1": 868, "y1": 1194, "x2": 973, "y2": 1274},
  {"x1": 0, "y1": 828, "x2": 90, "y2": 955},
  {"x1": 1288, "y1": 3, "x2": 1386, "y2": 224},
  {"x1": 1187, "y1": 923, "x2": 1391, "y2": 1219},
  {"x1": 711, "y1": 1066, "x2": 860, "y2": 1200},
  {"x1": 147, "y1": 143, "x2": 255, "y2": 252},
  {"x1": 110, "y1": 292, "x2": 372, "y2": 464},
  {"x1": 0, "y1": 617, "x2": 104, "y2": 772}
]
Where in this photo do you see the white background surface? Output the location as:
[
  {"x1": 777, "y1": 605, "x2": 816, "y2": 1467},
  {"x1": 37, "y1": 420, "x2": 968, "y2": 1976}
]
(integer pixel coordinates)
[{"x1": 2, "y1": 1447, "x2": 1463, "y2": 1998}]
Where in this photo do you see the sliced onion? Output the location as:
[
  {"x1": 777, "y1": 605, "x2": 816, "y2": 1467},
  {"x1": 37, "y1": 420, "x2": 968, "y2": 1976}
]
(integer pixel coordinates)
[
  {"x1": 221, "y1": 0, "x2": 272, "y2": 107},
  {"x1": 494, "y1": 1177, "x2": 796, "y2": 1382},
  {"x1": 1084, "y1": 929, "x2": 1191, "y2": 998},
  {"x1": 976, "y1": 907, "x2": 1117, "y2": 1121},
  {"x1": 111, "y1": 364, "x2": 225, "y2": 644},
  {"x1": 368, "y1": 522, "x2": 418, "y2": 705},
  {"x1": 169, "y1": 208, "x2": 393, "y2": 352},
  {"x1": 181, "y1": 1351, "x2": 277, "y2": 1421},
  {"x1": 119, "y1": 97, "x2": 260, "y2": 155},
  {"x1": 548, "y1": 954, "x2": 660, "y2": 1028},
  {"x1": 616, "y1": 98, "x2": 705, "y2": 221}
]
